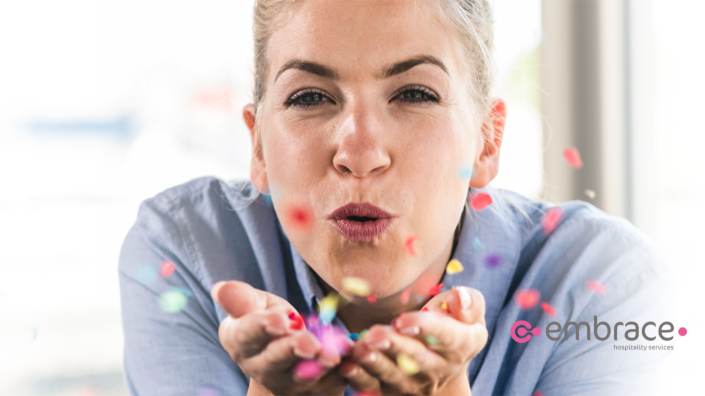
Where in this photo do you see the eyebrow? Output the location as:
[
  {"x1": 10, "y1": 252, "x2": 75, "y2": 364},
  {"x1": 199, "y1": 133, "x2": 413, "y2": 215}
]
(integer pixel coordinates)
[{"x1": 273, "y1": 55, "x2": 449, "y2": 82}]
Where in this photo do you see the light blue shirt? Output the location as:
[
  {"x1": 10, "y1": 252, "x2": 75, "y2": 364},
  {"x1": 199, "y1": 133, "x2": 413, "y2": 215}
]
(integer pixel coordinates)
[{"x1": 118, "y1": 177, "x2": 676, "y2": 395}]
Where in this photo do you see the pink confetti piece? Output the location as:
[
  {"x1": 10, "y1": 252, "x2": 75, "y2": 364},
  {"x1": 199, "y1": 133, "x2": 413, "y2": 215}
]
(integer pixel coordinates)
[
  {"x1": 294, "y1": 360, "x2": 323, "y2": 381},
  {"x1": 160, "y1": 261, "x2": 176, "y2": 277},
  {"x1": 470, "y1": 192, "x2": 493, "y2": 211},
  {"x1": 428, "y1": 283, "x2": 443, "y2": 296},
  {"x1": 563, "y1": 147, "x2": 583, "y2": 169},
  {"x1": 403, "y1": 235, "x2": 419, "y2": 257},
  {"x1": 366, "y1": 295, "x2": 377, "y2": 303},
  {"x1": 515, "y1": 289, "x2": 540, "y2": 310},
  {"x1": 542, "y1": 207, "x2": 564, "y2": 234},
  {"x1": 585, "y1": 280, "x2": 608, "y2": 295},
  {"x1": 421, "y1": 306, "x2": 429, "y2": 312},
  {"x1": 540, "y1": 302, "x2": 556, "y2": 317},
  {"x1": 285, "y1": 203, "x2": 315, "y2": 232},
  {"x1": 400, "y1": 289, "x2": 410, "y2": 304},
  {"x1": 532, "y1": 391, "x2": 543, "y2": 396}
]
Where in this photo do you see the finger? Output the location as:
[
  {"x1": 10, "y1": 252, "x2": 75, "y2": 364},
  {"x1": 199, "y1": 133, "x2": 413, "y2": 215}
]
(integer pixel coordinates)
[
  {"x1": 219, "y1": 306, "x2": 300, "y2": 360},
  {"x1": 362, "y1": 324, "x2": 447, "y2": 380},
  {"x1": 338, "y1": 360, "x2": 381, "y2": 395},
  {"x1": 422, "y1": 287, "x2": 486, "y2": 326},
  {"x1": 211, "y1": 280, "x2": 294, "y2": 318},
  {"x1": 247, "y1": 330, "x2": 323, "y2": 375},
  {"x1": 393, "y1": 309, "x2": 488, "y2": 362},
  {"x1": 351, "y1": 326, "x2": 418, "y2": 391}
]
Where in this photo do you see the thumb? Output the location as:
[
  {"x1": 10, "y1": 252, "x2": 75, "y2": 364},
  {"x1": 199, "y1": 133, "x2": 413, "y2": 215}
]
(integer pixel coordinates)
[
  {"x1": 424, "y1": 286, "x2": 486, "y2": 326},
  {"x1": 211, "y1": 280, "x2": 291, "y2": 319}
]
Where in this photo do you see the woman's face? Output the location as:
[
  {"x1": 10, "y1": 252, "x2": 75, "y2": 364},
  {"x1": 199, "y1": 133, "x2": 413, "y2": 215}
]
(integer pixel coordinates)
[{"x1": 246, "y1": 0, "x2": 503, "y2": 301}]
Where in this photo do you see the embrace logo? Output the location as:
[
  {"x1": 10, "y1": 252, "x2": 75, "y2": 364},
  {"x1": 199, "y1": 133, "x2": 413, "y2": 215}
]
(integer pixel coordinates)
[{"x1": 510, "y1": 317, "x2": 688, "y2": 343}]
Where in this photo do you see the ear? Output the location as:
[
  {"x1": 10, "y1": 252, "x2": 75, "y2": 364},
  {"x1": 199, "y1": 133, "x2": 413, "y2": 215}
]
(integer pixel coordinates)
[
  {"x1": 243, "y1": 104, "x2": 269, "y2": 193},
  {"x1": 469, "y1": 98, "x2": 506, "y2": 189}
]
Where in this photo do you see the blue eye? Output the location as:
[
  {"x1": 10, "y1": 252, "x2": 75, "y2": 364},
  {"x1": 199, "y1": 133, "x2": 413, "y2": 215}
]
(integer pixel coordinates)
[
  {"x1": 395, "y1": 86, "x2": 440, "y2": 105},
  {"x1": 285, "y1": 89, "x2": 332, "y2": 109}
]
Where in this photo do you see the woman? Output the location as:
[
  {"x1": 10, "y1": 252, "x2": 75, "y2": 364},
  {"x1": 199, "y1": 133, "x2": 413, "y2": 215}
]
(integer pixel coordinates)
[{"x1": 119, "y1": 1, "x2": 675, "y2": 395}]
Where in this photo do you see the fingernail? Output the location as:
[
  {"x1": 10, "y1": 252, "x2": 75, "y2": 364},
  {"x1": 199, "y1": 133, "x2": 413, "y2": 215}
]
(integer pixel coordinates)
[
  {"x1": 361, "y1": 351, "x2": 377, "y2": 364},
  {"x1": 459, "y1": 287, "x2": 472, "y2": 310},
  {"x1": 371, "y1": 339, "x2": 391, "y2": 350},
  {"x1": 211, "y1": 281, "x2": 226, "y2": 301},
  {"x1": 293, "y1": 347, "x2": 316, "y2": 360},
  {"x1": 399, "y1": 326, "x2": 420, "y2": 336},
  {"x1": 264, "y1": 325, "x2": 286, "y2": 336},
  {"x1": 319, "y1": 358, "x2": 338, "y2": 368},
  {"x1": 340, "y1": 365, "x2": 359, "y2": 378}
]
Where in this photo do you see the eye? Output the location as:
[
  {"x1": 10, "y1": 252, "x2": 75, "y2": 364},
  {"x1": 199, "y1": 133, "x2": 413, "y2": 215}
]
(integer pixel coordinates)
[
  {"x1": 393, "y1": 85, "x2": 440, "y2": 105},
  {"x1": 284, "y1": 88, "x2": 334, "y2": 109}
]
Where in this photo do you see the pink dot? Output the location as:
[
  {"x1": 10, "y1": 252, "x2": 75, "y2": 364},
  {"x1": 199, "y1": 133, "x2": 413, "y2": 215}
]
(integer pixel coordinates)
[{"x1": 679, "y1": 327, "x2": 687, "y2": 336}]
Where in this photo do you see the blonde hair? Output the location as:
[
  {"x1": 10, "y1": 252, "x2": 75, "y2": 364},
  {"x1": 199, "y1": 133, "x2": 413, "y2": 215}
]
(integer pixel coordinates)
[{"x1": 251, "y1": 0, "x2": 496, "y2": 116}]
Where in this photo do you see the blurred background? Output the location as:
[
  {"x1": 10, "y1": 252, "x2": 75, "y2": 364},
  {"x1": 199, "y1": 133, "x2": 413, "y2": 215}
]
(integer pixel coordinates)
[{"x1": 0, "y1": 0, "x2": 701, "y2": 394}]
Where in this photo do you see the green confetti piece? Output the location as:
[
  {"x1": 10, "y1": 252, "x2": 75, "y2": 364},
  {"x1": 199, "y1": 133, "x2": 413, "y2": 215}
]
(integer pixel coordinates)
[
  {"x1": 426, "y1": 335, "x2": 438, "y2": 345},
  {"x1": 360, "y1": 329, "x2": 369, "y2": 339},
  {"x1": 159, "y1": 290, "x2": 188, "y2": 313}
]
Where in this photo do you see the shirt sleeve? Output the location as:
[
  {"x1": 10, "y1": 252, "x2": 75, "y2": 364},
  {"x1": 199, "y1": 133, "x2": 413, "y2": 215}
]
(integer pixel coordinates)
[
  {"x1": 534, "y1": 246, "x2": 677, "y2": 396},
  {"x1": 118, "y1": 197, "x2": 249, "y2": 396}
]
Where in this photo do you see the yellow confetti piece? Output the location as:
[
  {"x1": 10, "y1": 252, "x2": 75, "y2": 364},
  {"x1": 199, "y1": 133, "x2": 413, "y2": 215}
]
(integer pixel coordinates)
[
  {"x1": 441, "y1": 301, "x2": 449, "y2": 313},
  {"x1": 318, "y1": 293, "x2": 339, "y2": 312},
  {"x1": 446, "y1": 259, "x2": 464, "y2": 275},
  {"x1": 360, "y1": 329, "x2": 369, "y2": 339},
  {"x1": 342, "y1": 277, "x2": 370, "y2": 297},
  {"x1": 584, "y1": 189, "x2": 596, "y2": 199},
  {"x1": 397, "y1": 353, "x2": 420, "y2": 375}
]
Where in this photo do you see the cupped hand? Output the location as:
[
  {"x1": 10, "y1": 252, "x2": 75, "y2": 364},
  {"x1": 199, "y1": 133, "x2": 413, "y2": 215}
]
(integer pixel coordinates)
[
  {"x1": 337, "y1": 286, "x2": 487, "y2": 396},
  {"x1": 211, "y1": 281, "x2": 351, "y2": 396}
]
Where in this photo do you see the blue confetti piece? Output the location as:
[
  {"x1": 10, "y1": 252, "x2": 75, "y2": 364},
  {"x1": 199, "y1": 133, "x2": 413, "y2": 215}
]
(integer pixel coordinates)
[
  {"x1": 348, "y1": 333, "x2": 360, "y2": 341},
  {"x1": 457, "y1": 164, "x2": 474, "y2": 179},
  {"x1": 473, "y1": 237, "x2": 484, "y2": 251},
  {"x1": 319, "y1": 307, "x2": 336, "y2": 325},
  {"x1": 137, "y1": 264, "x2": 158, "y2": 285}
]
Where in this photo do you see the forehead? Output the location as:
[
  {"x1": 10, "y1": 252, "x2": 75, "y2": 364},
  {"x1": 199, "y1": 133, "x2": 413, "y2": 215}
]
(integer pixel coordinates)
[{"x1": 268, "y1": 0, "x2": 465, "y2": 82}]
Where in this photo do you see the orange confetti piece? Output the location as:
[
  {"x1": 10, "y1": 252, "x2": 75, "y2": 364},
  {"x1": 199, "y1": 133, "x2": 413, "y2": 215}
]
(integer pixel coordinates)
[
  {"x1": 400, "y1": 289, "x2": 410, "y2": 304},
  {"x1": 563, "y1": 147, "x2": 583, "y2": 169},
  {"x1": 441, "y1": 301, "x2": 449, "y2": 313},
  {"x1": 586, "y1": 280, "x2": 608, "y2": 295},
  {"x1": 470, "y1": 192, "x2": 493, "y2": 211},
  {"x1": 366, "y1": 295, "x2": 377, "y2": 303},
  {"x1": 160, "y1": 261, "x2": 176, "y2": 277},
  {"x1": 515, "y1": 289, "x2": 540, "y2": 310},
  {"x1": 540, "y1": 302, "x2": 556, "y2": 317},
  {"x1": 285, "y1": 203, "x2": 315, "y2": 231},
  {"x1": 403, "y1": 235, "x2": 419, "y2": 257},
  {"x1": 421, "y1": 306, "x2": 429, "y2": 312},
  {"x1": 542, "y1": 207, "x2": 564, "y2": 234},
  {"x1": 428, "y1": 283, "x2": 443, "y2": 296},
  {"x1": 445, "y1": 259, "x2": 464, "y2": 275}
]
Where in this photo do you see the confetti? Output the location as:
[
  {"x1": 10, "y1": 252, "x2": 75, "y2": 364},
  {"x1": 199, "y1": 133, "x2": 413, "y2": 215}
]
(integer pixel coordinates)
[
  {"x1": 441, "y1": 301, "x2": 449, "y2": 313},
  {"x1": 288, "y1": 311, "x2": 305, "y2": 331},
  {"x1": 484, "y1": 253, "x2": 502, "y2": 267},
  {"x1": 400, "y1": 289, "x2": 411, "y2": 304},
  {"x1": 160, "y1": 261, "x2": 176, "y2": 277},
  {"x1": 426, "y1": 335, "x2": 438, "y2": 345},
  {"x1": 542, "y1": 207, "x2": 564, "y2": 234},
  {"x1": 563, "y1": 147, "x2": 583, "y2": 169},
  {"x1": 470, "y1": 192, "x2": 493, "y2": 211},
  {"x1": 532, "y1": 391, "x2": 544, "y2": 396},
  {"x1": 159, "y1": 290, "x2": 188, "y2": 313},
  {"x1": 585, "y1": 280, "x2": 608, "y2": 296},
  {"x1": 540, "y1": 302, "x2": 556, "y2": 317},
  {"x1": 342, "y1": 277, "x2": 370, "y2": 297},
  {"x1": 584, "y1": 189, "x2": 596, "y2": 199},
  {"x1": 421, "y1": 306, "x2": 429, "y2": 312},
  {"x1": 403, "y1": 235, "x2": 419, "y2": 257},
  {"x1": 397, "y1": 353, "x2": 420, "y2": 375},
  {"x1": 137, "y1": 264, "x2": 158, "y2": 285},
  {"x1": 366, "y1": 295, "x2": 377, "y2": 303},
  {"x1": 294, "y1": 360, "x2": 323, "y2": 380},
  {"x1": 360, "y1": 329, "x2": 369, "y2": 339},
  {"x1": 285, "y1": 203, "x2": 315, "y2": 232},
  {"x1": 514, "y1": 289, "x2": 540, "y2": 310},
  {"x1": 349, "y1": 333, "x2": 360, "y2": 341},
  {"x1": 318, "y1": 294, "x2": 339, "y2": 325},
  {"x1": 428, "y1": 283, "x2": 443, "y2": 296},
  {"x1": 445, "y1": 259, "x2": 464, "y2": 275},
  {"x1": 473, "y1": 237, "x2": 484, "y2": 251},
  {"x1": 456, "y1": 164, "x2": 474, "y2": 179}
]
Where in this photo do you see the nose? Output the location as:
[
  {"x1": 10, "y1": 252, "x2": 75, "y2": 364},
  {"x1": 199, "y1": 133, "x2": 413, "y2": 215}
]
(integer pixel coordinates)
[{"x1": 332, "y1": 106, "x2": 391, "y2": 178}]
